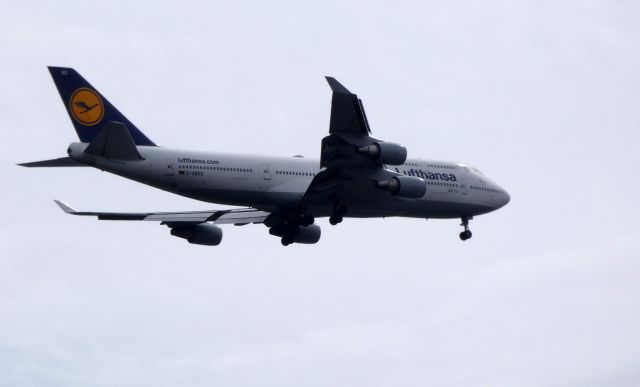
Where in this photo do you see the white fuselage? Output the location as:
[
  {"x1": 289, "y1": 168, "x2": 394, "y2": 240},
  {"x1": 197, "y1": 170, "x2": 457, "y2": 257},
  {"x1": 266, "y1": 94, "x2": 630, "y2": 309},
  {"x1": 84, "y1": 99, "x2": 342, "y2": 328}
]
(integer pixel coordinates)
[{"x1": 68, "y1": 143, "x2": 510, "y2": 219}]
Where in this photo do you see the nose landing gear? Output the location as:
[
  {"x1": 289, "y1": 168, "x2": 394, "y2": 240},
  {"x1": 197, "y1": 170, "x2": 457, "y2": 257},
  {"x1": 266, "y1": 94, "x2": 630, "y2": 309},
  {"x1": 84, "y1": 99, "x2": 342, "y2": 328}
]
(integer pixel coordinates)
[{"x1": 459, "y1": 217, "x2": 473, "y2": 241}]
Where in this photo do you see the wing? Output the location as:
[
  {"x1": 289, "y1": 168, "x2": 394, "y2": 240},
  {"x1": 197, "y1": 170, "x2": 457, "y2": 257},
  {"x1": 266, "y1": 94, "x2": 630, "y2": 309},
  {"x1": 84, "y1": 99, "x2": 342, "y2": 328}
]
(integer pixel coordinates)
[
  {"x1": 297, "y1": 78, "x2": 411, "y2": 216},
  {"x1": 54, "y1": 200, "x2": 270, "y2": 225},
  {"x1": 320, "y1": 77, "x2": 408, "y2": 170},
  {"x1": 325, "y1": 76, "x2": 371, "y2": 136}
]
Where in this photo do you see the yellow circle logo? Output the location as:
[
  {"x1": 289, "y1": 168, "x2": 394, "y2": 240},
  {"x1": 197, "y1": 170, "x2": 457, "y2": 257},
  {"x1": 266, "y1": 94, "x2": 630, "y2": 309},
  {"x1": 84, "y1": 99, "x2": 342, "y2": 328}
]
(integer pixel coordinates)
[{"x1": 69, "y1": 88, "x2": 104, "y2": 126}]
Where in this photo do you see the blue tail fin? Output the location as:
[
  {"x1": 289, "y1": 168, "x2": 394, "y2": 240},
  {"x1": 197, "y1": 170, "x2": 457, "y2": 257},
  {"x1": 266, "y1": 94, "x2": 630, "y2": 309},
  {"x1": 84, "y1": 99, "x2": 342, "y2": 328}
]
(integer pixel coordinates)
[{"x1": 48, "y1": 66, "x2": 156, "y2": 146}]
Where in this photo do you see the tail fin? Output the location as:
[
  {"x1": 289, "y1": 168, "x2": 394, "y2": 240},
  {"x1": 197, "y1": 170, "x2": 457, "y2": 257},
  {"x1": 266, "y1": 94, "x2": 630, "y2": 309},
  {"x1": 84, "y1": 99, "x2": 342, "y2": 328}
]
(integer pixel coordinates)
[{"x1": 48, "y1": 66, "x2": 156, "y2": 146}]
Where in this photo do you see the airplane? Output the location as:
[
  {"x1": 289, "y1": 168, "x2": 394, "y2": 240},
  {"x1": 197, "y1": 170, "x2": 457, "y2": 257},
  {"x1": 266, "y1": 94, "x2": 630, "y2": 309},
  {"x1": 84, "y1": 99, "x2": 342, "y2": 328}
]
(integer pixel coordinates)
[{"x1": 20, "y1": 67, "x2": 510, "y2": 246}]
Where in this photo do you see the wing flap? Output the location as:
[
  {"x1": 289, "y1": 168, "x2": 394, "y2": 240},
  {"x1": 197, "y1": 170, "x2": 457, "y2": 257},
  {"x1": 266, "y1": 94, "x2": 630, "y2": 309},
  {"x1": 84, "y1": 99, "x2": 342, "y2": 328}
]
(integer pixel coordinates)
[
  {"x1": 145, "y1": 212, "x2": 219, "y2": 223},
  {"x1": 213, "y1": 209, "x2": 271, "y2": 225}
]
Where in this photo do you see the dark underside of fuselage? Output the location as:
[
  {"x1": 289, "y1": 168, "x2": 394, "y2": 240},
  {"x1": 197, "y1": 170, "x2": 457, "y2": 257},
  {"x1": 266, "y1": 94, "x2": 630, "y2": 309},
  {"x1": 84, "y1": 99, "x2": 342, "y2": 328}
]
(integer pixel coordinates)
[{"x1": 170, "y1": 187, "x2": 495, "y2": 219}]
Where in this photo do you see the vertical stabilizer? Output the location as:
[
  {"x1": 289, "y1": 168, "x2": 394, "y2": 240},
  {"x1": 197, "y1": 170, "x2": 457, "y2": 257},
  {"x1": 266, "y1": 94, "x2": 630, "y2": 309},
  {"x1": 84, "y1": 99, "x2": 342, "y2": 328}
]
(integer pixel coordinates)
[{"x1": 48, "y1": 66, "x2": 156, "y2": 146}]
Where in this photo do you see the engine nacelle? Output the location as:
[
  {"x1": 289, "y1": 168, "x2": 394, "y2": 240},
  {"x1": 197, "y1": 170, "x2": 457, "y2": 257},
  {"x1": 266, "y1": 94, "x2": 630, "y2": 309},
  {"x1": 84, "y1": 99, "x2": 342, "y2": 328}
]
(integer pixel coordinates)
[
  {"x1": 358, "y1": 142, "x2": 407, "y2": 165},
  {"x1": 377, "y1": 175, "x2": 426, "y2": 198},
  {"x1": 269, "y1": 224, "x2": 322, "y2": 244},
  {"x1": 294, "y1": 224, "x2": 322, "y2": 244},
  {"x1": 170, "y1": 224, "x2": 223, "y2": 246}
]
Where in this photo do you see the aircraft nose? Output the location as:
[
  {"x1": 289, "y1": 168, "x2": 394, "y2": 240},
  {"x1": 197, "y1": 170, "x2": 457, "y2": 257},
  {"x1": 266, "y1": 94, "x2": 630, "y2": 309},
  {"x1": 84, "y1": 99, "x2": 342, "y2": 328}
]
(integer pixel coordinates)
[{"x1": 497, "y1": 188, "x2": 511, "y2": 208}]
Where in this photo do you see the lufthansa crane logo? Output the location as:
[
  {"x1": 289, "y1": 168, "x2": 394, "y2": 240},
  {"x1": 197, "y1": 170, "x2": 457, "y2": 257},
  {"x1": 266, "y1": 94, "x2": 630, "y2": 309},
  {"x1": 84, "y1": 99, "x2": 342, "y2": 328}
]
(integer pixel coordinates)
[{"x1": 69, "y1": 88, "x2": 104, "y2": 126}]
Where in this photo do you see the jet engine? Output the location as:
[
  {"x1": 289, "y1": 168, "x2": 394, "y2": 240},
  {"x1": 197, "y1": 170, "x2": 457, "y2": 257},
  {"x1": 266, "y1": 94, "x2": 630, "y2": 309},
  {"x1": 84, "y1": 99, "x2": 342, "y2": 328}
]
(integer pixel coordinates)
[
  {"x1": 293, "y1": 224, "x2": 322, "y2": 244},
  {"x1": 270, "y1": 224, "x2": 322, "y2": 245},
  {"x1": 377, "y1": 175, "x2": 426, "y2": 198},
  {"x1": 358, "y1": 142, "x2": 407, "y2": 165},
  {"x1": 170, "y1": 223, "x2": 223, "y2": 246}
]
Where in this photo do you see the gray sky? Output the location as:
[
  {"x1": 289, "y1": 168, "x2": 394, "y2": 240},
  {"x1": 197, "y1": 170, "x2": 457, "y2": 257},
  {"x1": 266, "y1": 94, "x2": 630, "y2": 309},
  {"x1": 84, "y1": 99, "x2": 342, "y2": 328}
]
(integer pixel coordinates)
[{"x1": 1, "y1": 1, "x2": 639, "y2": 386}]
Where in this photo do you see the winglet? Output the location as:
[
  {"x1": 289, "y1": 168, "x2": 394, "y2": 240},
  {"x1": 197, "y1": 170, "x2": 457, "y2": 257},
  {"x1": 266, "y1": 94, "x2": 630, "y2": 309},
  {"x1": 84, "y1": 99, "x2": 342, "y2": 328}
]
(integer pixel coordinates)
[
  {"x1": 325, "y1": 76, "x2": 353, "y2": 95},
  {"x1": 54, "y1": 200, "x2": 77, "y2": 214}
]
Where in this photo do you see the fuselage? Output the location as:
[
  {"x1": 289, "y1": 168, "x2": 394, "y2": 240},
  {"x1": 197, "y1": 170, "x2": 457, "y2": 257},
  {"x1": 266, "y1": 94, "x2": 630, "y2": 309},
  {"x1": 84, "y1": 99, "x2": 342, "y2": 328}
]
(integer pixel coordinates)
[
  {"x1": 32, "y1": 67, "x2": 510, "y2": 245},
  {"x1": 68, "y1": 142, "x2": 510, "y2": 220}
]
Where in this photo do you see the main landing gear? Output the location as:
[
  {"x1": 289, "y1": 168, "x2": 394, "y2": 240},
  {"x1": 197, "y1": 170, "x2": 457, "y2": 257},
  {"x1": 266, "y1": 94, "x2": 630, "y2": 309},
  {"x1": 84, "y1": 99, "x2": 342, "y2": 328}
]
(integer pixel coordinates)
[
  {"x1": 459, "y1": 217, "x2": 473, "y2": 241},
  {"x1": 274, "y1": 214, "x2": 315, "y2": 246},
  {"x1": 329, "y1": 204, "x2": 348, "y2": 225},
  {"x1": 281, "y1": 234, "x2": 294, "y2": 246}
]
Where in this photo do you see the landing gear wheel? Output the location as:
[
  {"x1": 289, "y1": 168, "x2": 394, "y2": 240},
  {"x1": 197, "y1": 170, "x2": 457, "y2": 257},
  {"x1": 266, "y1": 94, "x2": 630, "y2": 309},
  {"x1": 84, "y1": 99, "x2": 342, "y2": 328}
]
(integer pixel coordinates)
[
  {"x1": 281, "y1": 235, "x2": 294, "y2": 246},
  {"x1": 459, "y1": 230, "x2": 472, "y2": 241},
  {"x1": 329, "y1": 203, "x2": 347, "y2": 226},
  {"x1": 300, "y1": 215, "x2": 314, "y2": 227},
  {"x1": 329, "y1": 215, "x2": 343, "y2": 225},
  {"x1": 459, "y1": 217, "x2": 473, "y2": 241}
]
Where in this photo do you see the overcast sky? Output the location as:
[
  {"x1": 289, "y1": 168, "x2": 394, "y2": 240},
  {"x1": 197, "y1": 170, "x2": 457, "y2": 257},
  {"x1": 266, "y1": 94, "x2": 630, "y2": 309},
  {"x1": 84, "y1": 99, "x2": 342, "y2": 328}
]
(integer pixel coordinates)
[{"x1": 1, "y1": 1, "x2": 639, "y2": 386}]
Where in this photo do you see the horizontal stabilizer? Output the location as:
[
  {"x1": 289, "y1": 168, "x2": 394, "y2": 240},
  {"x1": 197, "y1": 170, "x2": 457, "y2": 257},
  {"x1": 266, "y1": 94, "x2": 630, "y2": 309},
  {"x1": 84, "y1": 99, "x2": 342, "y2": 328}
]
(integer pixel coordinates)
[
  {"x1": 18, "y1": 157, "x2": 89, "y2": 167},
  {"x1": 85, "y1": 121, "x2": 144, "y2": 161}
]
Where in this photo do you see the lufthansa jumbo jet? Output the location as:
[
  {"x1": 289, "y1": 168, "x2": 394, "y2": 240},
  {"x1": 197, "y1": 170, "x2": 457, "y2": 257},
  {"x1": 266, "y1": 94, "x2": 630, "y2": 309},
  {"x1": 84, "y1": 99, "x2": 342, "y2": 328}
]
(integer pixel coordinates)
[{"x1": 20, "y1": 67, "x2": 510, "y2": 246}]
